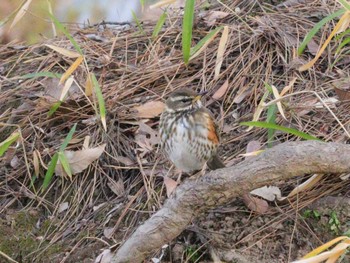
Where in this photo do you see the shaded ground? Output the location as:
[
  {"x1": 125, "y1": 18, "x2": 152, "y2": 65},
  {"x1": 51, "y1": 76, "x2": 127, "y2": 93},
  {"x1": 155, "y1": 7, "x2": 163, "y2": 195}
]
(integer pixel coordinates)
[{"x1": 1, "y1": 0, "x2": 350, "y2": 262}]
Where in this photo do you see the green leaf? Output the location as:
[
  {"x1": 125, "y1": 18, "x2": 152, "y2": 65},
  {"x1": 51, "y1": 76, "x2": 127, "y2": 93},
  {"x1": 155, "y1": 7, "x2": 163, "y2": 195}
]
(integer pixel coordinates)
[
  {"x1": 132, "y1": 10, "x2": 145, "y2": 34},
  {"x1": 240, "y1": 121, "x2": 322, "y2": 141},
  {"x1": 298, "y1": 8, "x2": 346, "y2": 55},
  {"x1": 48, "y1": 101, "x2": 62, "y2": 117},
  {"x1": 336, "y1": 36, "x2": 350, "y2": 53},
  {"x1": 338, "y1": 0, "x2": 350, "y2": 11},
  {"x1": 59, "y1": 123, "x2": 77, "y2": 152},
  {"x1": 0, "y1": 132, "x2": 20, "y2": 157},
  {"x1": 42, "y1": 152, "x2": 58, "y2": 191},
  {"x1": 182, "y1": 0, "x2": 195, "y2": 64},
  {"x1": 152, "y1": 11, "x2": 167, "y2": 39},
  {"x1": 190, "y1": 26, "x2": 222, "y2": 56},
  {"x1": 48, "y1": 12, "x2": 83, "y2": 55},
  {"x1": 91, "y1": 74, "x2": 107, "y2": 131},
  {"x1": 19, "y1": 71, "x2": 62, "y2": 79},
  {"x1": 266, "y1": 104, "x2": 277, "y2": 147},
  {"x1": 58, "y1": 151, "x2": 72, "y2": 178}
]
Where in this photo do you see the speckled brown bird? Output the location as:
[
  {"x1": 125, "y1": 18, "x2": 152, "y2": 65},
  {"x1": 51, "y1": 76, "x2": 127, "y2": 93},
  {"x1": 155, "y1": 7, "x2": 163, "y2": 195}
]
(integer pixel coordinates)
[{"x1": 159, "y1": 88, "x2": 224, "y2": 173}]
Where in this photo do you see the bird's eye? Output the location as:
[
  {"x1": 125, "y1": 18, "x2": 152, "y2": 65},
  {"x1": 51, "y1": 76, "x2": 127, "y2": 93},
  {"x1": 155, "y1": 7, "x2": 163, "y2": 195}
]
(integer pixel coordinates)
[{"x1": 180, "y1": 98, "x2": 191, "y2": 103}]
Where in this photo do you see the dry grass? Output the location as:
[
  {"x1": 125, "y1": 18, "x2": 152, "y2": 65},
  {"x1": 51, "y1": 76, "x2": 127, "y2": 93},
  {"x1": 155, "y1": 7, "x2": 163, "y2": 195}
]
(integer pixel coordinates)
[{"x1": 1, "y1": 0, "x2": 350, "y2": 262}]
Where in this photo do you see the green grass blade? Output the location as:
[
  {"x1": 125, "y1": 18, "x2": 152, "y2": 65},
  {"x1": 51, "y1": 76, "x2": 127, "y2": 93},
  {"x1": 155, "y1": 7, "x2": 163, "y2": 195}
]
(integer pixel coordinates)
[
  {"x1": 338, "y1": 0, "x2": 350, "y2": 11},
  {"x1": 59, "y1": 123, "x2": 77, "y2": 151},
  {"x1": 266, "y1": 104, "x2": 277, "y2": 148},
  {"x1": 132, "y1": 10, "x2": 145, "y2": 34},
  {"x1": 336, "y1": 36, "x2": 350, "y2": 53},
  {"x1": 58, "y1": 151, "x2": 72, "y2": 178},
  {"x1": 298, "y1": 8, "x2": 345, "y2": 55},
  {"x1": 190, "y1": 26, "x2": 222, "y2": 57},
  {"x1": 182, "y1": 0, "x2": 195, "y2": 64},
  {"x1": 91, "y1": 74, "x2": 107, "y2": 131},
  {"x1": 334, "y1": 28, "x2": 350, "y2": 40},
  {"x1": 240, "y1": 121, "x2": 321, "y2": 141},
  {"x1": 152, "y1": 11, "x2": 167, "y2": 39},
  {"x1": 48, "y1": 12, "x2": 83, "y2": 54},
  {"x1": 20, "y1": 71, "x2": 62, "y2": 79},
  {"x1": 48, "y1": 101, "x2": 62, "y2": 117},
  {"x1": 0, "y1": 132, "x2": 20, "y2": 157},
  {"x1": 42, "y1": 152, "x2": 58, "y2": 191},
  {"x1": 140, "y1": 0, "x2": 145, "y2": 9}
]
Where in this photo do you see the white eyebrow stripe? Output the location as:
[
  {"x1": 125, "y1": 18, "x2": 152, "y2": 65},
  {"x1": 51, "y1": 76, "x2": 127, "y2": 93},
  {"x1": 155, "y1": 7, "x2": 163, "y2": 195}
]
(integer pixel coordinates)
[{"x1": 170, "y1": 96, "x2": 192, "y2": 101}]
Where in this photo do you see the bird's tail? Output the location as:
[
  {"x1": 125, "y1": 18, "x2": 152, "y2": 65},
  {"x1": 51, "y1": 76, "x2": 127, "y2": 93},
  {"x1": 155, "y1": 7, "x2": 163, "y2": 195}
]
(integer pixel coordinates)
[{"x1": 207, "y1": 155, "x2": 225, "y2": 170}]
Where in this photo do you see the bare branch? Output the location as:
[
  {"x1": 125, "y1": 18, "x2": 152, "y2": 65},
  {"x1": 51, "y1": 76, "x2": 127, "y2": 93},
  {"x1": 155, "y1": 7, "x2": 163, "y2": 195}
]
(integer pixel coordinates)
[{"x1": 112, "y1": 141, "x2": 350, "y2": 262}]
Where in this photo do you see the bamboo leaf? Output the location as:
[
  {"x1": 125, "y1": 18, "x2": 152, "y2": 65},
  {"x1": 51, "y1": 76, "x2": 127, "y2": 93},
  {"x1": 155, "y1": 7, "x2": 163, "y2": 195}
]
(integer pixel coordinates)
[
  {"x1": 152, "y1": 11, "x2": 167, "y2": 39},
  {"x1": 59, "y1": 123, "x2": 77, "y2": 152},
  {"x1": 9, "y1": 0, "x2": 33, "y2": 30},
  {"x1": 48, "y1": 12, "x2": 83, "y2": 54},
  {"x1": 59, "y1": 55, "x2": 84, "y2": 84},
  {"x1": 299, "y1": 11, "x2": 350, "y2": 71},
  {"x1": 0, "y1": 132, "x2": 20, "y2": 157},
  {"x1": 298, "y1": 9, "x2": 345, "y2": 55},
  {"x1": 91, "y1": 74, "x2": 107, "y2": 131},
  {"x1": 182, "y1": 0, "x2": 195, "y2": 64},
  {"x1": 190, "y1": 26, "x2": 222, "y2": 59},
  {"x1": 20, "y1": 71, "x2": 62, "y2": 79},
  {"x1": 240, "y1": 121, "x2": 321, "y2": 141},
  {"x1": 42, "y1": 152, "x2": 58, "y2": 191},
  {"x1": 58, "y1": 151, "x2": 72, "y2": 178}
]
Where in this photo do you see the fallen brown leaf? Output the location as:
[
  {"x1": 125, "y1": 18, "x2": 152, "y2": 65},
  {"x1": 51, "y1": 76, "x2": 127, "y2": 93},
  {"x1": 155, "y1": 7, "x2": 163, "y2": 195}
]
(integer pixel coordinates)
[
  {"x1": 134, "y1": 101, "x2": 165, "y2": 118},
  {"x1": 164, "y1": 176, "x2": 178, "y2": 197},
  {"x1": 212, "y1": 79, "x2": 229, "y2": 100},
  {"x1": 242, "y1": 193, "x2": 269, "y2": 214},
  {"x1": 204, "y1": 11, "x2": 229, "y2": 26},
  {"x1": 55, "y1": 144, "x2": 106, "y2": 176}
]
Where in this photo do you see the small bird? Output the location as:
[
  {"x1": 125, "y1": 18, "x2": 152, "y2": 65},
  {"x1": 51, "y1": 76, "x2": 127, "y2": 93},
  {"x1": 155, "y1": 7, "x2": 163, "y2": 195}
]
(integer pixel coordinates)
[{"x1": 159, "y1": 88, "x2": 225, "y2": 174}]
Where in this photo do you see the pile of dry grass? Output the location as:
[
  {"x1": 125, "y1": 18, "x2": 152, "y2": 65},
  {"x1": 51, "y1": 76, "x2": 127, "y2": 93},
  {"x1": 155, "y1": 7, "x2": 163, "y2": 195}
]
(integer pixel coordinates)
[{"x1": 1, "y1": 0, "x2": 350, "y2": 262}]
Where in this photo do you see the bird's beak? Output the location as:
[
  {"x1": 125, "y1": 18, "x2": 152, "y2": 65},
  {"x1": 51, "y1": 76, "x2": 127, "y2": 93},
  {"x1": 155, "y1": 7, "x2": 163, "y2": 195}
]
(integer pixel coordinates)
[
  {"x1": 193, "y1": 95, "x2": 202, "y2": 103},
  {"x1": 192, "y1": 91, "x2": 207, "y2": 103}
]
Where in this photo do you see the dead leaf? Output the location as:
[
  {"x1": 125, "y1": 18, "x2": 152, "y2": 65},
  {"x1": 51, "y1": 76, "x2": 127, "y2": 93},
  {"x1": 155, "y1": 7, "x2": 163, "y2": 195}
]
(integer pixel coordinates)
[
  {"x1": 33, "y1": 150, "x2": 40, "y2": 177},
  {"x1": 95, "y1": 249, "x2": 113, "y2": 263},
  {"x1": 40, "y1": 78, "x2": 79, "y2": 102},
  {"x1": 242, "y1": 193, "x2": 268, "y2": 214},
  {"x1": 204, "y1": 11, "x2": 229, "y2": 26},
  {"x1": 134, "y1": 101, "x2": 165, "y2": 118},
  {"x1": 45, "y1": 44, "x2": 81, "y2": 58},
  {"x1": 164, "y1": 176, "x2": 178, "y2": 197},
  {"x1": 115, "y1": 156, "x2": 134, "y2": 165},
  {"x1": 250, "y1": 186, "x2": 282, "y2": 201},
  {"x1": 59, "y1": 76, "x2": 74, "y2": 101},
  {"x1": 247, "y1": 91, "x2": 269, "y2": 131},
  {"x1": 85, "y1": 73, "x2": 93, "y2": 96},
  {"x1": 149, "y1": 0, "x2": 176, "y2": 9},
  {"x1": 9, "y1": 0, "x2": 33, "y2": 30},
  {"x1": 138, "y1": 121, "x2": 160, "y2": 145},
  {"x1": 279, "y1": 174, "x2": 323, "y2": 201},
  {"x1": 59, "y1": 56, "x2": 84, "y2": 84},
  {"x1": 103, "y1": 227, "x2": 114, "y2": 239},
  {"x1": 246, "y1": 141, "x2": 261, "y2": 156},
  {"x1": 212, "y1": 79, "x2": 229, "y2": 100},
  {"x1": 280, "y1": 77, "x2": 297, "y2": 97},
  {"x1": 299, "y1": 11, "x2": 350, "y2": 71},
  {"x1": 55, "y1": 144, "x2": 106, "y2": 176},
  {"x1": 108, "y1": 178, "x2": 125, "y2": 197},
  {"x1": 214, "y1": 26, "x2": 229, "y2": 79},
  {"x1": 10, "y1": 155, "x2": 20, "y2": 168},
  {"x1": 271, "y1": 85, "x2": 287, "y2": 120},
  {"x1": 58, "y1": 202, "x2": 69, "y2": 213}
]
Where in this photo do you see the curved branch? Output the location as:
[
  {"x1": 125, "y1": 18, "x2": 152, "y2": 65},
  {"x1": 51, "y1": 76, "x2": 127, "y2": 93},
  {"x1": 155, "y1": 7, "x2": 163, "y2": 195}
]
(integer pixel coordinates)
[{"x1": 112, "y1": 141, "x2": 350, "y2": 263}]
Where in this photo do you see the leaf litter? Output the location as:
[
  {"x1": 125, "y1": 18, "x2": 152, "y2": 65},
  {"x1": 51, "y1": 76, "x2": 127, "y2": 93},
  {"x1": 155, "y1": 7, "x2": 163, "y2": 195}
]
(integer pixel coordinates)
[{"x1": 1, "y1": 0, "x2": 350, "y2": 262}]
